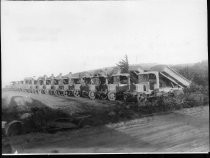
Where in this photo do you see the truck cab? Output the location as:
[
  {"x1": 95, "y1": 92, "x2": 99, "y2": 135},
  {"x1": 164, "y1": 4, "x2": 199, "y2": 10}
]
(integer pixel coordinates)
[
  {"x1": 52, "y1": 77, "x2": 60, "y2": 95},
  {"x1": 19, "y1": 81, "x2": 24, "y2": 91},
  {"x1": 23, "y1": 78, "x2": 32, "y2": 92},
  {"x1": 44, "y1": 77, "x2": 53, "y2": 94},
  {"x1": 92, "y1": 75, "x2": 108, "y2": 100},
  {"x1": 71, "y1": 77, "x2": 81, "y2": 97},
  {"x1": 28, "y1": 78, "x2": 37, "y2": 93},
  {"x1": 57, "y1": 76, "x2": 70, "y2": 96},
  {"x1": 107, "y1": 73, "x2": 130, "y2": 101},
  {"x1": 80, "y1": 76, "x2": 96, "y2": 99},
  {"x1": 36, "y1": 77, "x2": 45, "y2": 94},
  {"x1": 136, "y1": 71, "x2": 159, "y2": 95}
]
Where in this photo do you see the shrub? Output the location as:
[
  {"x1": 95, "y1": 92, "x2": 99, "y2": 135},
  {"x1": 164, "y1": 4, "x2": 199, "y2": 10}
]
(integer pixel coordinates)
[{"x1": 184, "y1": 83, "x2": 208, "y2": 95}]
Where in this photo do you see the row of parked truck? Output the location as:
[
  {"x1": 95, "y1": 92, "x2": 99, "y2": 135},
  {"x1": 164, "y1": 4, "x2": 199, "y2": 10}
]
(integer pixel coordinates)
[{"x1": 7, "y1": 65, "x2": 191, "y2": 103}]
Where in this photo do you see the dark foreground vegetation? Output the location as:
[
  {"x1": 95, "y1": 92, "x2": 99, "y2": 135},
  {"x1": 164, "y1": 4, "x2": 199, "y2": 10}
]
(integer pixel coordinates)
[
  {"x1": 2, "y1": 88, "x2": 208, "y2": 137},
  {"x1": 172, "y1": 60, "x2": 208, "y2": 93}
]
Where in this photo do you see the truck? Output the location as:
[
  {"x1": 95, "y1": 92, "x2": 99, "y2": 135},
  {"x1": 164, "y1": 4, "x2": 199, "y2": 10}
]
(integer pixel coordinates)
[
  {"x1": 80, "y1": 75, "x2": 96, "y2": 100},
  {"x1": 107, "y1": 73, "x2": 131, "y2": 101},
  {"x1": 123, "y1": 65, "x2": 191, "y2": 105},
  {"x1": 92, "y1": 74, "x2": 109, "y2": 100}
]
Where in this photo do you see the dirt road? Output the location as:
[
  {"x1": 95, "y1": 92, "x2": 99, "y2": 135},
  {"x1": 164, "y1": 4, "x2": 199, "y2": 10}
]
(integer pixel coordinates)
[
  {"x1": 2, "y1": 91, "x2": 116, "y2": 115},
  {"x1": 2, "y1": 91, "x2": 209, "y2": 153}
]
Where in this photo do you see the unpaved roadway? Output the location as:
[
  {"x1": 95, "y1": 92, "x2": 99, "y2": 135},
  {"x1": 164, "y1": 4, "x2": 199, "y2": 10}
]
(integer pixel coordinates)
[
  {"x1": 2, "y1": 91, "x2": 116, "y2": 115},
  {"x1": 2, "y1": 91, "x2": 209, "y2": 153}
]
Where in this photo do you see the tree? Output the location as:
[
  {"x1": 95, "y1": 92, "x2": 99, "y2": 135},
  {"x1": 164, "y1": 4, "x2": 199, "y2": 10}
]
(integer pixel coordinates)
[
  {"x1": 116, "y1": 55, "x2": 138, "y2": 83},
  {"x1": 116, "y1": 55, "x2": 129, "y2": 73},
  {"x1": 178, "y1": 65, "x2": 194, "y2": 81}
]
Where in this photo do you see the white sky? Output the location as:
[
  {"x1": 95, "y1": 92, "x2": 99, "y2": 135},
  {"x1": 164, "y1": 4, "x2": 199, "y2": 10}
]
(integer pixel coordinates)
[{"x1": 1, "y1": 0, "x2": 207, "y2": 86}]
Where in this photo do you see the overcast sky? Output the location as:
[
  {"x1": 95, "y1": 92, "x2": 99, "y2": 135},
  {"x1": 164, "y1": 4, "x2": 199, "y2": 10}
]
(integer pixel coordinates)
[{"x1": 2, "y1": 0, "x2": 207, "y2": 86}]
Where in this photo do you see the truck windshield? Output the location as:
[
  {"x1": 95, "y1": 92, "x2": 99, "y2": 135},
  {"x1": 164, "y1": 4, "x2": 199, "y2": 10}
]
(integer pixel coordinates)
[
  {"x1": 99, "y1": 77, "x2": 106, "y2": 84},
  {"x1": 111, "y1": 76, "x2": 128, "y2": 84},
  {"x1": 139, "y1": 73, "x2": 157, "y2": 90},
  {"x1": 113, "y1": 76, "x2": 120, "y2": 84},
  {"x1": 34, "y1": 80, "x2": 37, "y2": 85},
  {"x1": 39, "y1": 80, "x2": 44, "y2": 85},
  {"x1": 120, "y1": 76, "x2": 129, "y2": 84},
  {"x1": 63, "y1": 79, "x2": 69, "y2": 85},
  {"x1": 138, "y1": 73, "x2": 156, "y2": 82},
  {"x1": 54, "y1": 79, "x2": 59, "y2": 85},
  {"x1": 138, "y1": 74, "x2": 148, "y2": 82},
  {"x1": 46, "y1": 80, "x2": 51, "y2": 85},
  {"x1": 73, "y1": 79, "x2": 80, "y2": 84},
  {"x1": 92, "y1": 77, "x2": 100, "y2": 85},
  {"x1": 84, "y1": 78, "x2": 91, "y2": 84}
]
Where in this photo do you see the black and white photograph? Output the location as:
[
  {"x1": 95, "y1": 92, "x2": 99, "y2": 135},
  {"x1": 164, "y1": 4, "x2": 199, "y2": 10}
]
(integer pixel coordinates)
[{"x1": 1, "y1": 0, "x2": 208, "y2": 154}]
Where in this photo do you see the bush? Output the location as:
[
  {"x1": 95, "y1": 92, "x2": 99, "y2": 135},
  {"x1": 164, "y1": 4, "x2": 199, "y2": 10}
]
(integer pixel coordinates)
[{"x1": 184, "y1": 83, "x2": 208, "y2": 94}]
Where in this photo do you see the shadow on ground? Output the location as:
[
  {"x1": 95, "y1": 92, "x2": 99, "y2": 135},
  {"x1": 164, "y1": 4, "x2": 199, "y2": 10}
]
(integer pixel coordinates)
[{"x1": 2, "y1": 96, "x2": 71, "y2": 132}]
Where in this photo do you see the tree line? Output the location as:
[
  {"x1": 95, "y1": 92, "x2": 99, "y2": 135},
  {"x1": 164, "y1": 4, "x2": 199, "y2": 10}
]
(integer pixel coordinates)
[{"x1": 117, "y1": 55, "x2": 208, "y2": 90}]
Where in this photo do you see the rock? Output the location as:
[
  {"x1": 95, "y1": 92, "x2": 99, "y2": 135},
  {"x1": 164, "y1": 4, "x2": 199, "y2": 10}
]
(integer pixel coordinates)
[
  {"x1": 131, "y1": 113, "x2": 139, "y2": 119},
  {"x1": 84, "y1": 125, "x2": 91, "y2": 128},
  {"x1": 20, "y1": 113, "x2": 32, "y2": 120},
  {"x1": 108, "y1": 111, "x2": 116, "y2": 117},
  {"x1": 51, "y1": 149, "x2": 59, "y2": 153}
]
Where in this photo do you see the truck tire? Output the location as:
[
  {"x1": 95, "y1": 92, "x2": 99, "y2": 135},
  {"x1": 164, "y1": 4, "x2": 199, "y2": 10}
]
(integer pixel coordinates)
[
  {"x1": 108, "y1": 92, "x2": 116, "y2": 101},
  {"x1": 64, "y1": 91, "x2": 68, "y2": 97},
  {"x1": 88, "y1": 91, "x2": 95, "y2": 100},
  {"x1": 5, "y1": 121, "x2": 23, "y2": 136},
  {"x1": 73, "y1": 90, "x2": 80, "y2": 97},
  {"x1": 45, "y1": 89, "x2": 48, "y2": 95}
]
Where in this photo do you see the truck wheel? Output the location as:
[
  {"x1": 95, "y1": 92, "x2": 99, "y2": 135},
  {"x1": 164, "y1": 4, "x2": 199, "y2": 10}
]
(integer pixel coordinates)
[
  {"x1": 64, "y1": 91, "x2": 68, "y2": 97},
  {"x1": 88, "y1": 91, "x2": 95, "y2": 100},
  {"x1": 73, "y1": 90, "x2": 80, "y2": 97},
  {"x1": 45, "y1": 89, "x2": 48, "y2": 95},
  {"x1": 54, "y1": 90, "x2": 58, "y2": 96},
  {"x1": 60, "y1": 91, "x2": 64, "y2": 96},
  {"x1": 108, "y1": 92, "x2": 116, "y2": 101},
  {"x1": 67, "y1": 91, "x2": 72, "y2": 96},
  {"x1": 100, "y1": 93, "x2": 108, "y2": 100}
]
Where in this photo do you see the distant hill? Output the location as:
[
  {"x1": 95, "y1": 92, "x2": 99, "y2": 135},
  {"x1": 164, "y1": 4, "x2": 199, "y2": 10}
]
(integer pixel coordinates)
[
  {"x1": 71, "y1": 63, "x2": 159, "y2": 77},
  {"x1": 69, "y1": 60, "x2": 208, "y2": 87},
  {"x1": 171, "y1": 60, "x2": 208, "y2": 87}
]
